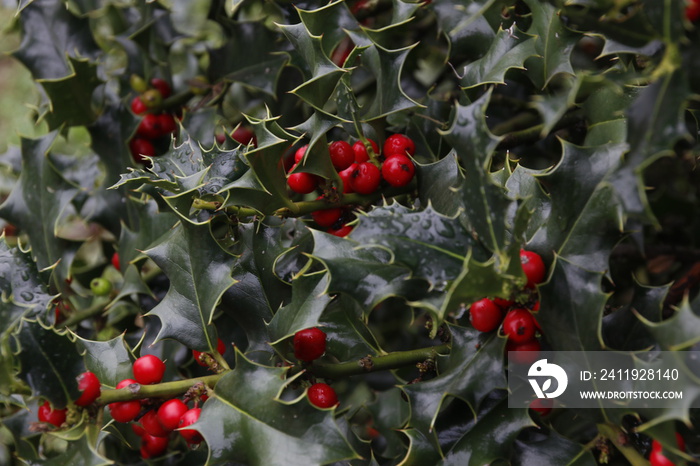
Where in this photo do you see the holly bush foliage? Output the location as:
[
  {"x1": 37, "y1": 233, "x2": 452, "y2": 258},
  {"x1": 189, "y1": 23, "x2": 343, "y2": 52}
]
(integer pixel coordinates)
[{"x1": 1, "y1": 0, "x2": 700, "y2": 464}]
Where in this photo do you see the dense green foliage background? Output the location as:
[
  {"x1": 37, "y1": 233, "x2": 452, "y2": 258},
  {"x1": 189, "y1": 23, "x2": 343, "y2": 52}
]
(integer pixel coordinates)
[{"x1": 0, "y1": 0, "x2": 699, "y2": 464}]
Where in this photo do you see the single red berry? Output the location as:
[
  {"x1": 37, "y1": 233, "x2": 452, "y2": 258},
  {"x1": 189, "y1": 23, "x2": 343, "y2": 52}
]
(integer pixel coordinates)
[
  {"x1": 130, "y1": 96, "x2": 148, "y2": 115},
  {"x1": 157, "y1": 113, "x2": 177, "y2": 136},
  {"x1": 38, "y1": 401, "x2": 66, "y2": 427},
  {"x1": 109, "y1": 400, "x2": 142, "y2": 423},
  {"x1": 506, "y1": 339, "x2": 541, "y2": 365},
  {"x1": 529, "y1": 398, "x2": 553, "y2": 416},
  {"x1": 308, "y1": 383, "x2": 339, "y2": 408},
  {"x1": 140, "y1": 433, "x2": 169, "y2": 458},
  {"x1": 329, "y1": 140, "x2": 354, "y2": 171},
  {"x1": 116, "y1": 378, "x2": 137, "y2": 389},
  {"x1": 150, "y1": 78, "x2": 172, "y2": 99},
  {"x1": 75, "y1": 371, "x2": 101, "y2": 407},
  {"x1": 192, "y1": 338, "x2": 227, "y2": 367},
  {"x1": 502, "y1": 308, "x2": 537, "y2": 344},
  {"x1": 381, "y1": 153, "x2": 415, "y2": 187},
  {"x1": 129, "y1": 137, "x2": 156, "y2": 162},
  {"x1": 350, "y1": 161, "x2": 381, "y2": 194},
  {"x1": 352, "y1": 139, "x2": 379, "y2": 163},
  {"x1": 139, "y1": 409, "x2": 169, "y2": 438},
  {"x1": 328, "y1": 224, "x2": 353, "y2": 237},
  {"x1": 287, "y1": 170, "x2": 319, "y2": 194},
  {"x1": 137, "y1": 113, "x2": 164, "y2": 139},
  {"x1": 520, "y1": 249, "x2": 546, "y2": 287},
  {"x1": 157, "y1": 399, "x2": 188, "y2": 432},
  {"x1": 338, "y1": 163, "x2": 357, "y2": 193},
  {"x1": 111, "y1": 252, "x2": 120, "y2": 271},
  {"x1": 232, "y1": 126, "x2": 256, "y2": 146},
  {"x1": 686, "y1": 0, "x2": 700, "y2": 22},
  {"x1": 469, "y1": 298, "x2": 503, "y2": 333},
  {"x1": 650, "y1": 434, "x2": 686, "y2": 466},
  {"x1": 312, "y1": 207, "x2": 343, "y2": 228},
  {"x1": 531, "y1": 301, "x2": 540, "y2": 312},
  {"x1": 133, "y1": 355, "x2": 166, "y2": 385},
  {"x1": 294, "y1": 145, "x2": 308, "y2": 163},
  {"x1": 293, "y1": 327, "x2": 327, "y2": 362},
  {"x1": 383, "y1": 134, "x2": 415, "y2": 157},
  {"x1": 178, "y1": 407, "x2": 203, "y2": 444},
  {"x1": 132, "y1": 422, "x2": 146, "y2": 437}
]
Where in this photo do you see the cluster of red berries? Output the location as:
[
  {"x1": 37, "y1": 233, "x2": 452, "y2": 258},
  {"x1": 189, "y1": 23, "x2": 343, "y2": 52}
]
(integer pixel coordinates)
[
  {"x1": 687, "y1": 0, "x2": 700, "y2": 22},
  {"x1": 128, "y1": 78, "x2": 179, "y2": 165},
  {"x1": 37, "y1": 371, "x2": 102, "y2": 427},
  {"x1": 215, "y1": 125, "x2": 257, "y2": 148},
  {"x1": 287, "y1": 134, "x2": 417, "y2": 236},
  {"x1": 293, "y1": 327, "x2": 339, "y2": 408},
  {"x1": 108, "y1": 354, "x2": 204, "y2": 459},
  {"x1": 650, "y1": 432, "x2": 685, "y2": 466},
  {"x1": 468, "y1": 249, "x2": 546, "y2": 363}
]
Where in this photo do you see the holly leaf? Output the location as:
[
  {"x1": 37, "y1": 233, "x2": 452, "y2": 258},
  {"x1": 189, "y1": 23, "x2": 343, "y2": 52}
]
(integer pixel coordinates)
[
  {"x1": 13, "y1": 319, "x2": 83, "y2": 408},
  {"x1": 144, "y1": 221, "x2": 236, "y2": 352},
  {"x1": 636, "y1": 293, "x2": 700, "y2": 350},
  {"x1": 197, "y1": 350, "x2": 359, "y2": 464},
  {"x1": 0, "y1": 133, "x2": 79, "y2": 281},
  {"x1": 460, "y1": 27, "x2": 537, "y2": 89},
  {"x1": 441, "y1": 399, "x2": 532, "y2": 465},
  {"x1": 416, "y1": 154, "x2": 463, "y2": 217},
  {"x1": 428, "y1": 0, "x2": 498, "y2": 59},
  {"x1": 511, "y1": 430, "x2": 597, "y2": 466},
  {"x1": 320, "y1": 295, "x2": 381, "y2": 361},
  {"x1": 402, "y1": 324, "x2": 506, "y2": 452},
  {"x1": 523, "y1": 0, "x2": 579, "y2": 88},
  {"x1": 117, "y1": 198, "x2": 179, "y2": 268},
  {"x1": 75, "y1": 334, "x2": 133, "y2": 388}
]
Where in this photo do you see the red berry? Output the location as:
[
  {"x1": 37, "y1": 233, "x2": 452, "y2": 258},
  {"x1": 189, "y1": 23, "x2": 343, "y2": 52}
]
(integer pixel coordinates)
[
  {"x1": 132, "y1": 422, "x2": 146, "y2": 437},
  {"x1": 506, "y1": 339, "x2": 541, "y2": 365},
  {"x1": 139, "y1": 409, "x2": 169, "y2": 438},
  {"x1": 287, "y1": 170, "x2": 318, "y2": 194},
  {"x1": 650, "y1": 434, "x2": 686, "y2": 466},
  {"x1": 529, "y1": 398, "x2": 553, "y2": 416},
  {"x1": 381, "y1": 153, "x2": 415, "y2": 187},
  {"x1": 294, "y1": 145, "x2": 308, "y2": 163},
  {"x1": 328, "y1": 224, "x2": 353, "y2": 237},
  {"x1": 130, "y1": 96, "x2": 148, "y2": 115},
  {"x1": 178, "y1": 407, "x2": 203, "y2": 444},
  {"x1": 38, "y1": 401, "x2": 66, "y2": 427},
  {"x1": 192, "y1": 338, "x2": 227, "y2": 367},
  {"x1": 116, "y1": 378, "x2": 137, "y2": 389},
  {"x1": 469, "y1": 298, "x2": 503, "y2": 333},
  {"x1": 75, "y1": 371, "x2": 101, "y2": 407},
  {"x1": 338, "y1": 163, "x2": 357, "y2": 193},
  {"x1": 293, "y1": 327, "x2": 327, "y2": 362},
  {"x1": 111, "y1": 252, "x2": 120, "y2": 271},
  {"x1": 109, "y1": 400, "x2": 142, "y2": 423},
  {"x1": 140, "y1": 433, "x2": 169, "y2": 458},
  {"x1": 137, "y1": 113, "x2": 164, "y2": 139},
  {"x1": 502, "y1": 308, "x2": 537, "y2": 344},
  {"x1": 520, "y1": 249, "x2": 546, "y2": 287},
  {"x1": 232, "y1": 126, "x2": 256, "y2": 146},
  {"x1": 150, "y1": 78, "x2": 172, "y2": 99},
  {"x1": 308, "y1": 383, "x2": 339, "y2": 408},
  {"x1": 687, "y1": 0, "x2": 700, "y2": 22},
  {"x1": 531, "y1": 301, "x2": 540, "y2": 312},
  {"x1": 312, "y1": 207, "x2": 343, "y2": 228},
  {"x1": 383, "y1": 134, "x2": 415, "y2": 157},
  {"x1": 329, "y1": 140, "x2": 354, "y2": 171},
  {"x1": 129, "y1": 138, "x2": 156, "y2": 163},
  {"x1": 493, "y1": 297, "x2": 514, "y2": 309},
  {"x1": 133, "y1": 355, "x2": 166, "y2": 385},
  {"x1": 157, "y1": 113, "x2": 177, "y2": 136},
  {"x1": 352, "y1": 139, "x2": 379, "y2": 163},
  {"x1": 157, "y1": 399, "x2": 188, "y2": 432},
  {"x1": 350, "y1": 161, "x2": 381, "y2": 194}
]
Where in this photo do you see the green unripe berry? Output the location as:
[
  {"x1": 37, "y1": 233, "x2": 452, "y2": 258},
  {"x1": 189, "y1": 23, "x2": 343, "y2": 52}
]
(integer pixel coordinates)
[
  {"x1": 90, "y1": 277, "x2": 112, "y2": 296},
  {"x1": 140, "y1": 89, "x2": 163, "y2": 108},
  {"x1": 130, "y1": 74, "x2": 148, "y2": 93},
  {"x1": 189, "y1": 75, "x2": 209, "y2": 95}
]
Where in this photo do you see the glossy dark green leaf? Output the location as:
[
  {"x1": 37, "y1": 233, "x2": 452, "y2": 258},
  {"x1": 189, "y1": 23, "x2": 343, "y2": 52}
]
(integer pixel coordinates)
[
  {"x1": 511, "y1": 430, "x2": 597, "y2": 466},
  {"x1": 428, "y1": 0, "x2": 498, "y2": 59},
  {"x1": 0, "y1": 133, "x2": 78, "y2": 281},
  {"x1": 637, "y1": 294, "x2": 700, "y2": 350},
  {"x1": 267, "y1": 272, "x2": 330, "y2": 344},
  {"x1": 530, "y1": 74, "x2": 580, "y2": 135},
  {"x1": 198, "y1": 350, "x2": 359, "y2": 464},
  {"x1": 39, "y1": 58, "x2": 101, "y2": 130},
  {"x1": 117, "y1": 198, "x2": 179, "y2": 267},
  {"x1": 40, "y1": 426, "x2": 111, "y2": 466},
  {"x1": 416, "y1": 154, "x2": 463, "y2": 217},
  {"x1": 297, "y1": 1, "x2": 359, "y2": 55},
  {"x1": 460, "y1": 27, "x2": 536, "y2": 89},
  {"x1": 76, "y1": 334, "x2": 133, "y2": 388},
  {"x1": 402, "y1": 324, "x2": 505, "y2": 450},
  {"x1": 13, "y1": 319, "x2": 83, "y2": 408},
  {"x1": 144, "y1": 221, "x2": 236, "y2": 352},
  {"x1": 441, "y1": 399, "x2": 532, "y2": 465},
  {"x1": 320, "y1": 295, "x2": 381, "y2": 361},
  {"x1": 400, "y1": 428, "x2": 443, "y2": 466}
]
